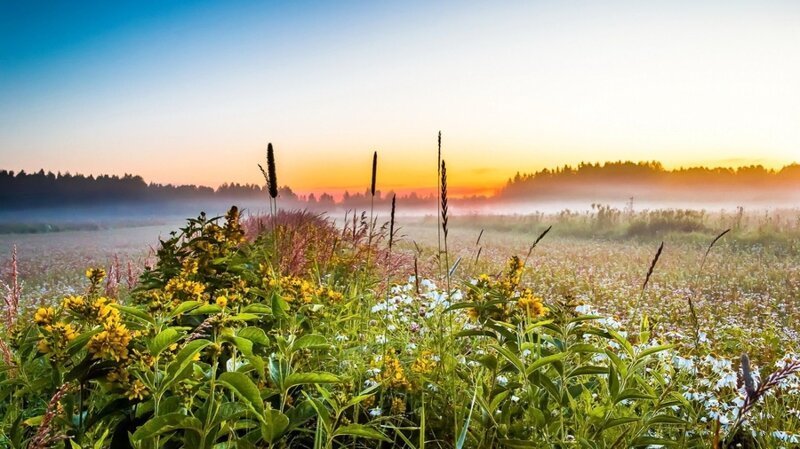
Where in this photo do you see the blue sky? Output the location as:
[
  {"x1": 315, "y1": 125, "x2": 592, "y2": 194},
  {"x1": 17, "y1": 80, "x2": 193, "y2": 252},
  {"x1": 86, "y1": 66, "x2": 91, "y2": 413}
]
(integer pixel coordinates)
[{"x1": 1, "y1": 1, "x2": 799, "y2": 194}]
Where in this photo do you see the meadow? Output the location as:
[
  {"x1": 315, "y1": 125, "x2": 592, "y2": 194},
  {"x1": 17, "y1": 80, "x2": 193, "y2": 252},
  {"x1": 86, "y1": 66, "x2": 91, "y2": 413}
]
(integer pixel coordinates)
[{"x1": 0, "y1": 199, "x2": 798, "y2": 449}]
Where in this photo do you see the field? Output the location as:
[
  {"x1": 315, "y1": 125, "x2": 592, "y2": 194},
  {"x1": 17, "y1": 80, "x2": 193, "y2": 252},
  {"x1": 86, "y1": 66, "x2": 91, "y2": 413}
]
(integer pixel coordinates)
[{"x1": 1, "y1": 207, "x2": 799, "y2": 448}]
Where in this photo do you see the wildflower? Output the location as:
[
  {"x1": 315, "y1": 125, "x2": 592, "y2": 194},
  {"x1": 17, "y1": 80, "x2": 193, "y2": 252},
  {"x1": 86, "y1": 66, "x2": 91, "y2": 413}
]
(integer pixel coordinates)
[
  {"x1": 517, "y1": 289, "x2": 547, "y2": 318},
  {"x1": 86, "y1": 267, "x2": 106, "y2": 284},
  {"x1": 37, "y1": 339, "x2": 50, "y2": 353},
  {"x1": 34, "y1": 307, "x2": 55, "y2": 326},
  {"x1": 61, "y1": 295, "x2": 85, "y2": 312},
  {"x1": 369, "y1": 407, "x2": 382, "y2": 417},
  {"x1": 126, "y1": 379, "x2": 149, "y2": 401},
  {"x1": 378, "y1": 354, "x2": 411, "y2": 390},
  {"x1": 391, "y1": 397, "x2": 407, "y2": 414},
  {"x1": 496, "y1": 375, "x2": 509, "y2": 387},
  {"x1": 411, "y1": 351, "x2": 437, "y2": 375},
  {"x1": 216, "y1": 296, "x2": 228, "y2": 308},
  {"x1": 88, "y1": 321, "x2": 132, "y2": 361}
]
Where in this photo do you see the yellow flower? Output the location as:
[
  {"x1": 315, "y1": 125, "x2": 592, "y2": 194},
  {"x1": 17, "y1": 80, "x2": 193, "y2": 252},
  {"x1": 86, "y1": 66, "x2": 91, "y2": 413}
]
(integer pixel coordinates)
[
  {"x1": 505, "y1": 256, "x2": 524, "y2": 288},
  {"x1": 52, "y1": 322, "x2": 78, "y2": 341},
  {"x1": 378, "y1": 354, "x2": 411, "y2": 391},
  {"x1": 126, "y1": 379, "x2": 149, "y2": 401},
  {"x1": 411, "y1": 351, "x2": 437, "y2": 375},
  {"x1": 88, "y1": 321, "x2": 132, "y2": 361},
  {"x1": 215, "y1": 296, "x2": 228, "y2": 308},
  {"x1": 86, "y1": 267, "x2": 107, "y2": 284},
  {"x1": 61, "y1": 295, "x2": 86, "y2": 312},
  {"x1": 34, "y1": 307, "x2": 55, "y2": 326},
  {"x1": 517, "y1": 290, "x2": 547, "y2": 318},
  {"x1": 390, "y1": 396, "x2": 407, "y2": 414},
  {"x1": 37, "y1": 339, "x2": 51, "y2": 353}
]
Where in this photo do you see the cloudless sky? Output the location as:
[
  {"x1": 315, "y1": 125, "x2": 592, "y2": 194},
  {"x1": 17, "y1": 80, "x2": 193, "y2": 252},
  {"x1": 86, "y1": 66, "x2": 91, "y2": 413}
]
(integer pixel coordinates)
[{"x1": 1, "y1": 0, "x2": 799, "y2": 196}]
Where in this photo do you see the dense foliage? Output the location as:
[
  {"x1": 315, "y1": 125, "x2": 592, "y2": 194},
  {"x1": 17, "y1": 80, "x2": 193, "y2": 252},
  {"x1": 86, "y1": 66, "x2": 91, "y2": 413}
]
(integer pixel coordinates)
[{"x1": 1, "y1": 207, "x2": 799, "y2": 448}]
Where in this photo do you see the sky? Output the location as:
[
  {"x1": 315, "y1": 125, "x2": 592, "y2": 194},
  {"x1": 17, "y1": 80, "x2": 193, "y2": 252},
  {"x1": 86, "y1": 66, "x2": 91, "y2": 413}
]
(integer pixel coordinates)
[{"x1": 1, "y1": 0, "x2": 799, "y2": 197}]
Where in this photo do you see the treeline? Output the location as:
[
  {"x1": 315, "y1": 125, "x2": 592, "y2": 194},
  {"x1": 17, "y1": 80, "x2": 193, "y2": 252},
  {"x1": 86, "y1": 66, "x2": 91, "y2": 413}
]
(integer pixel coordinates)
[
  {"x1": 500, "y1": 161, "x2": 800, "y2": 201},
  {"x1": 0, "y1": 170, "x2": 286, "y2": 209},
  {"x1": 0, "y1": 169, "x2": 441, "y2": 211}
]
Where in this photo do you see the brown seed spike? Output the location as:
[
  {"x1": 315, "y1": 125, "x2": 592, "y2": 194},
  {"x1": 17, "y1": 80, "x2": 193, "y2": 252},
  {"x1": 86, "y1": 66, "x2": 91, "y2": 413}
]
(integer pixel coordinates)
[
  {"x1": 388, "y1": 194, "x2": 397, "y2": 251},
  {"x1": 267, "y1": 143, "x2": 278, "y2": 199},
  {"x1": 642, "y1": 241, "x2": 664, "y2": 291},
  {"x1": 371, "y1": 151, "x2": 378, "y2": 197},
  {"x1": 440, "y1": 160, "x2": 449, "y2": 239}
]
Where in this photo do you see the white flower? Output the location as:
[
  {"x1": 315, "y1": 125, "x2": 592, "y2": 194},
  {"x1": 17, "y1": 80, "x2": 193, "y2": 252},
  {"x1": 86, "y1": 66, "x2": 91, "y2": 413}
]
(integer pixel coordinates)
[
  {"x1": 496, "y1": 375, "x2": 509, "y2": 387},
  {"x1": 369, "y1": 407, "x2": 382, "y2": 417}
]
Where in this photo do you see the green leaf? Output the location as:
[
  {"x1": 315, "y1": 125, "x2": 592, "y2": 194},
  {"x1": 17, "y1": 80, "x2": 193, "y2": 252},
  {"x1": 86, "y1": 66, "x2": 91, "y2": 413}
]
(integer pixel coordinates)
[
  {"x1": 567, "y1": 365, "x2": 608, "y2": 377},
  {"x1": 491, "y1": 344, "x2": 525, "y2": 375},
  {"x1": 284, "y1": 372, "x2": 340, "y2": 390},
  {"x1": 170, "y1": 301, "x2": 202, "y2": 317},
  {"x1": 637, "y1": 344, "x2": 673, "y2": 359},
  {"x1": 131, "y1": 413, "x2": 203, "y2": 441},
  {"x1": 526, "y1": 353, "x2": 565, "y2": 375},
  {"x1": 602, "y1": 417, "x2": 640, "y2": 430},
  {"x1": 293, "y1": 334, "x2": 329, "y2": 350},
  {"x1": 112, "y1": 304, "x2": 154, "y2": 324},
  {"x1": 163, "y1": 339, "x2": 211, "y2": 390},
  {"x1": 261, "y1": 409, "x2": 290, "y2": 443},
  {"x1": 614, "y1": 388, "x2": 656, "y2": 404},
  {"x1": 190, "y1": 304, "x2": 222, "y2": 315},
  {"x1": 332, "y1": 424, "x2": 391, "y2": 442},
  {"x1": 238, "y1": 327, "x2": 270, "y2": 346},
  {"x1": 218, "y1": 372, "x2": 265, "y2": 416},
  {"x1": 149, "y1": 328, "x2": 182, "y2": 356}
]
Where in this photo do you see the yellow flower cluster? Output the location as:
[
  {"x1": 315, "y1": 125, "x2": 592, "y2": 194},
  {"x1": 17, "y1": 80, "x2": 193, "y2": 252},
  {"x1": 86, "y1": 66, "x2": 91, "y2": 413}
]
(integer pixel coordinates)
[
  {"x1": 390, "y1": 396, "x2": 407, "y2": 414},
  {"x1": 165, "y1": 276, "x2": 206, "y2": 302},
  {"x1": 265, "y1": 273, "x2": 341, "y2": 305},
  {"x1": 502, "y1": 255, "x2": 525, "y2": 292},
  {"x1": 106, "y1": 369, "x2": 149, "y2": 401},
  {"x1": 378, "y1": 354, "x2": 411, "y2": 391},
  {"x1": 411, "y1": 350, "x2": 437, "y2": 375},
  {"x1": 62, "y1": 295, "x2": 120, "y2": 325},
  {"x1": 516, "y1": 289, "x2": 547, "y2": 318},
  {"x1": 36, "y1": 321, "x2": 78, "y2": 354},
  {"x1": 86, "y1": 267, "x2": 106, "y2": 285},
  {"x1": 88, "y1": 320, "x2": 132, "y2": 361},
  {"x1": 34, "y1": 307, "x2": 55, "y2": 326}
]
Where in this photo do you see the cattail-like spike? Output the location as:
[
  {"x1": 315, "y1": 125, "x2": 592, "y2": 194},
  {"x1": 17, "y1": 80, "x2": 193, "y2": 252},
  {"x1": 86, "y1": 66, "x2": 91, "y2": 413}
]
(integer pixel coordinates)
[
  {"x1": 388, "y1": 194, "x2": 397, "y2": 251},
  {"x1": 267, "y1": 143, "x2": 278, "y2": 199},
  {"x1": 436, "y1": 131, "x2": 443, "y2": 275},
  {"x1": 370, "y1": 151, "x2": 378, "y2": 197},
  {"x1": 642, "y1": 241, "x2": 664, "y2": 291},
  {"x1": 440, "y1": 160, "x2": 449, "y2": 240}
]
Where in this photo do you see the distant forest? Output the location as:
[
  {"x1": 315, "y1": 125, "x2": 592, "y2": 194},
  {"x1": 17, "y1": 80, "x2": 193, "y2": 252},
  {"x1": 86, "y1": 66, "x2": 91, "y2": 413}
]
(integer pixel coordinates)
[
  {"x1": 0, "y1": 169, "x2": 436, "y2": 211},
  {"x1": 500, "y1": 161, "x2": 800, "y2": 202},
  {"x1": 2, "y1": 161, "x2": 799, "y2": 211}
]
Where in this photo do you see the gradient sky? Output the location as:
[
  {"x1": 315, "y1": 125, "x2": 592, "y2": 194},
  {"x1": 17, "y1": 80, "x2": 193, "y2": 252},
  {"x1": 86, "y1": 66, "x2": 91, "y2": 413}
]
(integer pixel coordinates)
[{"x1": 1, "y1": 1, "x2": 799, "y2": 196}]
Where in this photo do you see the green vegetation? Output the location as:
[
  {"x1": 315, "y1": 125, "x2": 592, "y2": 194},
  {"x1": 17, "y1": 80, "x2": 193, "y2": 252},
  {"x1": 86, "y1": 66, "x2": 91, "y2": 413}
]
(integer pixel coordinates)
[{"x1": 1, "y1": 204, "x2": 799, "y2": 448}]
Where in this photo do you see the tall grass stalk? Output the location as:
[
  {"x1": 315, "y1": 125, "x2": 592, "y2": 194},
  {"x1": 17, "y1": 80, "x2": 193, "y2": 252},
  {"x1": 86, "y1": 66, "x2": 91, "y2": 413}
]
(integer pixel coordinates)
[
  {"x1": 436, "y1": 131, "x2": 443, "y2": 277},
  {"x1": 636, "y1": 241, "x2": 664, "y2": 310},
  {"x1": 688, "y1": 228, "x2": 730, "y2": 348}
]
